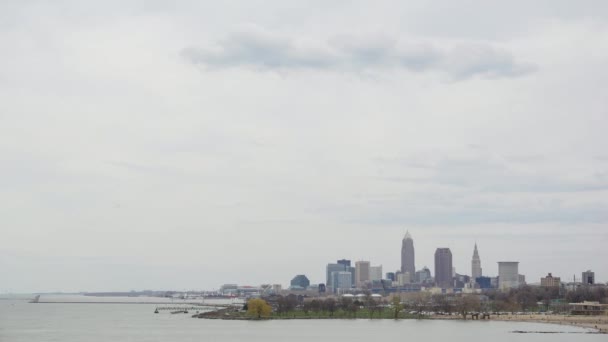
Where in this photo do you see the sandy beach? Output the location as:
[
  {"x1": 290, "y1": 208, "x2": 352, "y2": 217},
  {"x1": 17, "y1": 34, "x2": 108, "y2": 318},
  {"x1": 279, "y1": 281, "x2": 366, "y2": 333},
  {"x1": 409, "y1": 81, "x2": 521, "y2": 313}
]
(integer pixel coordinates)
[{"x1": 485, "y1": 314, "x2": 608, "y2": 333}]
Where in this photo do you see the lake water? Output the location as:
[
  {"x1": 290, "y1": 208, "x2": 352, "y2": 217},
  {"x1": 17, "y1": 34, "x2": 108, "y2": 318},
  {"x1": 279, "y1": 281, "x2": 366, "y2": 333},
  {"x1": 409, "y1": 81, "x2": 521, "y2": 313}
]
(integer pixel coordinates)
[{"x1": 0, "y1": 297, "x2": 602, "y2": 342}]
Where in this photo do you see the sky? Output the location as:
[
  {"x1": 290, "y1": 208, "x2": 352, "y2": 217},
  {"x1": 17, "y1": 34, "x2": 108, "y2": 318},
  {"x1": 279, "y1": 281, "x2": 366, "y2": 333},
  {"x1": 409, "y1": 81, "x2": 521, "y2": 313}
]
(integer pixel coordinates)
[{"x1": 1, "y1": 0, "x2": 607, "y2": 293}]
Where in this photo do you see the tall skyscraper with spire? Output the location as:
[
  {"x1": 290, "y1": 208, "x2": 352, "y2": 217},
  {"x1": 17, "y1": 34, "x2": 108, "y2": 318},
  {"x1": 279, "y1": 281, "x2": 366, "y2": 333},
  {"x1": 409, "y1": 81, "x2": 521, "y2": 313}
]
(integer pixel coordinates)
[
  {"x1": 401, "y1": 231, "x2": 415, "y2": 277},
  {"x1": 471, "y1": 243, "x2": 482, "y2": 280}
]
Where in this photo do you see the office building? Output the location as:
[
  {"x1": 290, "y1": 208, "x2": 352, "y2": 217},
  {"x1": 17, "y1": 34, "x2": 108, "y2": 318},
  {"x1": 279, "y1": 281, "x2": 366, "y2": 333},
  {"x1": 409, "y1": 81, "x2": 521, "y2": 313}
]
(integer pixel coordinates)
[
  {"x1": 541, "y1": 273, "x2": 561, "y2": 288},
  {"x1": 290, "y1": 274, "x2": 310, "y2": 289},
  {"x1": 401, "y1": 231, "x2": 416, "y2": 277},
  {"x1": 471, "y1": 243, "x2": 482, "y2": 280},
  {"x1": 337, "y1": 259, "x2": 351, "y2": 267},
  {"x1": 386, "y1": 272, "x2": 395, "y2": 281},
  {"x1": 331, "y1": 271, "x2": 352, "y2": 293},
  {"x1": 415, "y1": 267, "x2": 432, "y2": 283},
  {"x1": 519, "y1": 274, "x2": 526, "y2": 286},
  {"x1": 370, "y1": 265, "x2": 383, "y2": 281},
  {"x1": 582, "y1": 270, "x2": 595, "y2": 285},
  {"x1": 475, "y1": 276, "x2": 492, "y2": 289},
  {"x1": 397, "y1": 272, "x2": 411, "y2": 286},
  {"x1": 498, "y1": 262, "x2": 519, "y2": 290},
  {"x1": 434, "y1": 248, "x2": 453, "y2": 288},
  {"x1": 355, "y1": 261, "x2": 370, "y2": 287},
  {"x1": 326, "y1": 263, "x2": 347, "y2": 291}
]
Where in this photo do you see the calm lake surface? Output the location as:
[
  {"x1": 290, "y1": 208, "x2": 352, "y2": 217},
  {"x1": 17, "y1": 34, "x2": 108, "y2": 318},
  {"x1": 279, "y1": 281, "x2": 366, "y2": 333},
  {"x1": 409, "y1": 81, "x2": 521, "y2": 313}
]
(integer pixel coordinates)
[{"x1": 0, "y1": 297, "x2": 602, "y2": 342}]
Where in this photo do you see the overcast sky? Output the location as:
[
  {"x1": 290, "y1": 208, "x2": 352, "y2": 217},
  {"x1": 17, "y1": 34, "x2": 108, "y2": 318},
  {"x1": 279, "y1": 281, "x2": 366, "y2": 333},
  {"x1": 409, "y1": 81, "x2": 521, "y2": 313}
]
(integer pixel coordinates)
[{"x1": 1, "y1": 1, "x2": 607, "y2": 293}]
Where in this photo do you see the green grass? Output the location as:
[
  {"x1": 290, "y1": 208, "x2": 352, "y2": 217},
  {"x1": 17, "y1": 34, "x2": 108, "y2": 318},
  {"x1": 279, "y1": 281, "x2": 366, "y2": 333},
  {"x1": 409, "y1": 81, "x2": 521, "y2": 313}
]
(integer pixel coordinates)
[{"x1": 270, "y1": 308, "x2": 422, "y2": 320}]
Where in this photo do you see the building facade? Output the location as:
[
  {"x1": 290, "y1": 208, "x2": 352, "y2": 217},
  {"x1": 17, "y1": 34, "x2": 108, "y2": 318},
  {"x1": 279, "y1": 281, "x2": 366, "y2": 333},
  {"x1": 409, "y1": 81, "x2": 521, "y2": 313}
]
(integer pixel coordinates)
[
  {"x1": 370, "y1": 265, "x2": 383, "y2": 281},
  {"x1": 290, "y1": 274, "x2": 310, "y2": 289},
  {"x1": 331, "y1": 271, "x2": 352, "y2": 293},
  {"x1": 401, "y1": 231, "x2": 416, "y2": 278},
  {"x1": 397, "y1": 272, "x2": 411, "y2": 285},
  {"x1": 541, "y1": 273, "x2": 561, "y2": 288},
  {"x1": 415, "y1": 267, "x2": 432, "y2": 284},
  {"x1": 582, "y1": 270, "x2": 595, "y2": 285},
  {"x1": 337, "y1": 259, "x2": 351, "y2": 267},
  {"x1": 434, "y1": 248, "x2": 453, "y2": 288},
  {"x1": 326, "y1": 263, "x2": 347, "y2": 291},
  {"x1": 471, "y1": 243, "x2": 482, "y2": 280},
  {"x1": 498, "y1": 262, "x2": 519, "y2": 290},
  {"x1": 355, "y1": 261, "x2": 370, "y2": 288}
]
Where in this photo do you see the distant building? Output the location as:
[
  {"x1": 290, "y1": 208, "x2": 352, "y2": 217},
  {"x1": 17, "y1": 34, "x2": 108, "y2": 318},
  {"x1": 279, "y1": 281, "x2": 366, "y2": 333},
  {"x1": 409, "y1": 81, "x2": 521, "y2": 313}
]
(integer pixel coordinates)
[
  {"x1": 415, "y1": 267, "x2": 432, "y2": 284},
  {"x1": 386, "y1": 272, "x2": 396, "y2": 281},
  {"x1": 401, "y1": 231, "x2": 416, "y2": 276},
  {"x1": 337, "y1": 259, "x2": 351, "y2": 267},
  {"x1": 290, "y1": 275, "x2": 310, "y2": 289},
  {"x1": 454, "y1": 274, "x2": 470, "y2": 289},
  {"x1": 219, "y1": 284, "x2": 238, "y2": 296},
  {"x1": 471, "y1": 243, "x2": 482, "y2": 280},
  {"x1": 582, "y1": 270, "x2": 595, "y2": 285},
  {"x1": 370, "y1": 265, "x2": 383, "y2": 281},
  {"x1": 347, "y1": 266, "x2": 356, "y2": 286},
  {"x1": 326, "y1": 263, "x2": 347, "y2": 291},
  {"x1": 519, "y1": 274, "x2": 526, "y2": 286},
  {"x1": 355, "y1": 261, "x2": 370, "y2": 287},
  {"x1": 569, "y1": 301, "x2": 608, "y2": 315},
  {"x1": 541, "y1": 273, "x2": 561, "y2": 288},
  {"x1": 475, "y1": 276, "x2": 492, "y2": 289},
  {"x1": 397, "y1": 272, "x2": 411, "y2": 285},
  {"x1": 332, "y1": 272, "x2": 353, "y2": 293},
  {"x1": 498, "y1": 262, "x2": 519, "y2": 290},
  {"x1": 435, "y1": 248, "x2": 453, "y2": 288}
]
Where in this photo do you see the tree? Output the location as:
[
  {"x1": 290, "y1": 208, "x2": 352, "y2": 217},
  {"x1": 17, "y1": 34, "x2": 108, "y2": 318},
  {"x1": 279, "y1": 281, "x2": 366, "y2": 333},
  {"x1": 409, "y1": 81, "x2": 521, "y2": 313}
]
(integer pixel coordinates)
[
  {"x1": 412, "y1": 292, "x2": 430, "y2": 317},
  {"x1": 323, "y1": 298, "x2": 337, "y2": 317},
  {"x1": 432, "y1": 294, "x2": 452, "y2": 313},
  {"x1": 310, "y1": 299, "x2": 322, "y2": 317},
  {"x1": 365, "y1": 294, "x2": 380, "y2": 319},
  {"x1": 391, "y1": 296, "x2": 403, "y2": 319},
  {"x1": 455, "y1": 295, "x2": 481, "y2": 319},
  {"x1": 276, "y1": 295, "x2": 297, "y2": 315},
  {"x1": 302, "y1": 301, "x2": 311, "y2": 316},
  {"x1": 247, "y1": 298, "x2": 272, "y2": 319},
  {"x1": 516, "y1": 286, "x2": 537, "y2": 312},
  {"x1": 350, "y1": 300, "x2": 362, "y2": 318}
]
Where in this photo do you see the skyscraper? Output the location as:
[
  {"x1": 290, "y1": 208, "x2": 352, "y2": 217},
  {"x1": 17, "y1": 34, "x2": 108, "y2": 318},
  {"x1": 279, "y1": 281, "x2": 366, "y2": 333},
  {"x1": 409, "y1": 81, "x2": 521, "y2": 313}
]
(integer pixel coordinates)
[
  {"x1": 370, "y1": 265, "x2": 383, "y2": 281},
  {"x1": 471, "y1": 243, "x2": 482, "y2": 280},
  {"x1": 355, "y1": 261, "x2": 370, "y2": 287},
  {"x1": 337, "y1": 259, "x2": 351, "y2": 267},
  {"x1": 332, "y1": 271, "x2": 352, "y2": 293},
  {"x1": 326, "y1": 263, "x2": 347, "y2": 291},
  {"x1": 434, "y1": 248, "x2": 453, "y2": 288},
  {"x1": 498, "y1": 262, "x2": 519, "y2": 290},
  {"x1": 401, "y1": 231, "x2": 415, "y2": 277}
]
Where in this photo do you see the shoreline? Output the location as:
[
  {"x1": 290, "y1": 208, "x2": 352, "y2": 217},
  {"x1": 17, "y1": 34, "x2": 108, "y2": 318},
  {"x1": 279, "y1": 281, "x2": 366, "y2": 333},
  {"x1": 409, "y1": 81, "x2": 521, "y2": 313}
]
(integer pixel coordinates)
[
  {"x1": 194, "y1": 310, "x2": 607, "y2": 333},
  {"x1": 489, "y1": 314, "x2": 608, "y2": 334}
]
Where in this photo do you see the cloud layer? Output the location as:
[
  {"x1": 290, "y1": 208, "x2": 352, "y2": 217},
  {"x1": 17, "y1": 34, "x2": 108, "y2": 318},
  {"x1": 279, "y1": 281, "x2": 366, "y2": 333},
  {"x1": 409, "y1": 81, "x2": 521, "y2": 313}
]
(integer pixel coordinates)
[{"x1": 182, "y1": 26, "x2": 537, "y2": 79}]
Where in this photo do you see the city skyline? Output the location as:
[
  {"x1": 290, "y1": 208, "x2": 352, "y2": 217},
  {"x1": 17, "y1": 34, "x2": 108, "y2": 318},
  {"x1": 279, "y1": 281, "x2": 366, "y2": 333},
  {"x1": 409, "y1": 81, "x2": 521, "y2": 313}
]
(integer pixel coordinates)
[{"x1": 1, "y1": 1, "x2": 607, "y2": 293}]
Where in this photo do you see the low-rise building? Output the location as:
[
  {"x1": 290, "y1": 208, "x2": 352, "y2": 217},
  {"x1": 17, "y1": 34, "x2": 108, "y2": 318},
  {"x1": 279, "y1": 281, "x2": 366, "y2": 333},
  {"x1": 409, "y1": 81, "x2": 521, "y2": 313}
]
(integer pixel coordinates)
[
  {"x1": 569, "y1": 301, "x2": 608, "y2": 315},
  {"x1": 540, "y1": 273, "x2": 561, "y2": 288}
]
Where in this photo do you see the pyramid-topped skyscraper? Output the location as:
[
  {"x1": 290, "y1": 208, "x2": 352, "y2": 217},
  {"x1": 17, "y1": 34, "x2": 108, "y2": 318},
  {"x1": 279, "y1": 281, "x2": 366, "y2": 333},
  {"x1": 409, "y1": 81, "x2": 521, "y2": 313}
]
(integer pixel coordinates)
[{"x1": 401, "y1": 231, "x2": 415, "y2": 277}]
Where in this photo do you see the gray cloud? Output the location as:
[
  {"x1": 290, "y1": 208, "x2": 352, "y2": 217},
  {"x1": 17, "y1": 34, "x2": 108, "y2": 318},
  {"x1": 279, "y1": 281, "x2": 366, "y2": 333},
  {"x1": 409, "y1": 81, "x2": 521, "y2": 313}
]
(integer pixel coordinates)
[
  {"x1": 377, "y1": 156, "x2": 608, "y2": 194},
  {"x1": 181, "y1": 26, "x2": 537, "y2": 79}
]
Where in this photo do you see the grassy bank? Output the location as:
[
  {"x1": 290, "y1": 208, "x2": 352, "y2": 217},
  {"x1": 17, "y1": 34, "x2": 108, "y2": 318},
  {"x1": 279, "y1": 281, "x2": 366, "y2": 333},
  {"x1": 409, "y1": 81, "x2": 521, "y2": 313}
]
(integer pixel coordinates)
[{"x1": 193, "y1": 307, "x2": 423, "y2": 320}]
